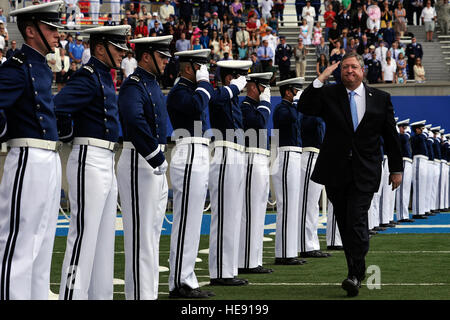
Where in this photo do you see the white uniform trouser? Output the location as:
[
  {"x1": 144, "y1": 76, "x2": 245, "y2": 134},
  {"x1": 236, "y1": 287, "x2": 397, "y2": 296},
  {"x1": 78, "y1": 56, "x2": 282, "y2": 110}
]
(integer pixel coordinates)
[
  {"x1": 273, "y1": 149, "x2": 301, "y2": 259},
  {"x1": 412, "y1": 155, "x2": 428, "y2": 215},
  {"x1": 432, "y1": 161, "x2": 440, "y2": 210},
  {"x1": 90, "y1": 0, "x2": 100, "y2": 24},
  {"x1": 440, "y1": 162, "x2": 449, "y2": 209},
  {"x1": 396, "y1": 160, "x2": 412, "y2": 220},
  {"x1": 117, "y1": 148, "x2": 168, "y2": 300},
  {"x1": 0, "y1": 147, "x2": 61, "y2": 300},
  {"x1": 169, "y1": 143, "x2": 209, "y2": 292},
  {"x1": 59, "y1": 145, "x2": 117, "y2": 300},
  {"x1": 239, "y1": 152, "x2": 270, "y2": 269},
  {"x1": 110, "y1": 0, "x2": 121, "y2": 23},
  {"x1": 368, "y1": 169, "x2": 383, "y2": 229},
  {"x1": 208, "y1": 146, "x2": 245, "y2": 279},
  {"x1": 298, "y1": 151, "x2": 322, "y2": 253},
  {"x1": 425, "y1": 160, "x2": 434, "y2": 213},
  {"x1": 326, "y1": 200, "x2": 342, "y2": 247},
  {"x1": 380, "y1": 157, "x2": 395, "y2": 224}
]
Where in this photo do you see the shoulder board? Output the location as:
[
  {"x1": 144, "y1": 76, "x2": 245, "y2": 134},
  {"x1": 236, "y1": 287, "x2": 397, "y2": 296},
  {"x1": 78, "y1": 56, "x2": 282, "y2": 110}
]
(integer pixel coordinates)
[
  {"x1": 4, "y1": 52, "x2": 27, "y2": 68},
  {"x1": 82, "y1": 65, "x2": 95, "y2": 74},
  {"x1": 130, "y1": 75, "x2": 141, "y2": 82}
]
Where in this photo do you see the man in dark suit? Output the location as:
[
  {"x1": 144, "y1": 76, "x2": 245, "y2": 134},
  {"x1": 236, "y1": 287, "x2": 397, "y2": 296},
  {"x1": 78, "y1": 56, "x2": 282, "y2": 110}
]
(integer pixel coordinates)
[{"x1": 298, "y1": 52, "x2": 403, "y2": 297}]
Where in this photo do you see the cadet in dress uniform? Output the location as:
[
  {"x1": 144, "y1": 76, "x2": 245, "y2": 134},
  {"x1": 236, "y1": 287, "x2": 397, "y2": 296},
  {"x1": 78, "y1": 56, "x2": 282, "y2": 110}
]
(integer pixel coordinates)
[
  {"x1": 275, "y1": 36, "x2": 293, "y2": 81},
  {"x1": 443, "y1": 134, "x2": 450, "y2": 211},
  {"x1": 208, "y1": 60, "x2": 251, "y2": 286},
  {"x1": 116, "y1": 35, "x2": 172, "y2": 300},
  {"x1": 272, "y1": 77, "x2": 306, "y2": 266},
  {"x1": 166, "y1": 49, "x2": 215, "y2": 299},
  {"x1": 237, "y1": 72, "x2": 273, "y2": 274},
  {"x1": 439, "y1": 130, "x2": 448, "y2": 211},
  {"x1": 424, "y1": 124, "x2": 435, "y2": 216},
  {"x1": 298, "y1": 113, "x2": 331, "y2": 258},
  {"x1": 395, "y1": 119, "x2": 415, "y2": 223},
  {"x1": 326, "y1": 200, "x2": 343, "y2": 250},
  {"x1": 0, "y1": 1, "x2": 64, "y2": 300},
  {"x1": 430, "y1": 126, "x2": 442, "y2": 213},
  {"x1": 55, "y1": 25, "x2": 131, "y2": 300},
  {"x1": 410, "y1": 120, "x2": 429, "y2": 219},
  {"x1": 368, "y1": 141, "x2": 385, "y2": 234}
]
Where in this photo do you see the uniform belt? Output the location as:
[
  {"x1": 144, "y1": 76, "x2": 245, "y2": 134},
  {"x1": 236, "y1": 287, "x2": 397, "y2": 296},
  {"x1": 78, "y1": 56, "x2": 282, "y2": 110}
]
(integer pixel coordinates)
[
  {"x1": 122, "y1": 141, "x2": 167, "y2": 152},
  {"x1": 176, "y1": 137, "x2": 210, "y2": 146},
  {"x1": 403, "y1": 157, "x2": 413, "y2": 163},
  {"x1": 73, "y1": 137, "x2": 119, "y2": 152},
  {"x1": 413, "y1": 154, "x2": 429, "y2": 161},
  {"x1": 278, "y1": 146, "x2": 303, "y2": 153},
  {"x1": 245, "y1": 147, "x2": 270, "y2": 156},
  {"x1": 383, "y1": 155, "x2": 388, "y2": 160},
  {"x1": 434, "y1": 159, "x2": 441, "y2": 164},
  {"x1": 303, "y1": 147, "x2": 320, "y2": 154},
  {"x1": 212, "y1": 140, "x2": 245, "y2": 152},
  {"x1": 7, "y1": 138, "x2": 62, "y2": 152}
]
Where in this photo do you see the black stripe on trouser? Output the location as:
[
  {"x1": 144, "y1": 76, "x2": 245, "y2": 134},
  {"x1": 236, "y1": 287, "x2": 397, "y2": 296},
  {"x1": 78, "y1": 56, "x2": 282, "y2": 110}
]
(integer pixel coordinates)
[
  {"x1": 379, "y1": 160, "x2": 385, "y2": 223},
  {"x1": 174, "y1": 144, "x2": 194, "y2": 288},
  {"x1": 437, "y1": 166, "x2": 441, "y2": 208},
  {"x1": 331, "y1": 210, "x2": 336, "y2": 246},
  {"x1": 415, "y1": 159, "x2": 420, "y2": 214},
  {"x1": 281, "y1": 152, "x2": 289, "y2": 258},
  {"x1": 244, "y1": 153, "x2": 254, "y2": 268},
  {"x1": 64, "y1": 145, "x2": 87, "y2": 300},
  {"x1": 216, "y1": 147, "x2": 227, "y2": 279},
  {"x1": 130, "y1": 149, "x2": 140, "y2": 299},
  {"x1": 399, "y1": 160, "x2": 405, "y2": 219},
  {"x1": 300, "y1": 152, "x2": 314, "y2": 253},
  {"x1": 1, "y1": 147, "x2": 28, "y2": 300}
]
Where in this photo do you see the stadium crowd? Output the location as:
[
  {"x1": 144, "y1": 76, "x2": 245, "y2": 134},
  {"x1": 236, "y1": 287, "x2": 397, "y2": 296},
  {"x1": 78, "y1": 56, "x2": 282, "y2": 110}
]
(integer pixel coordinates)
[{"x1": 0, "y1": 0, "x2": 443, "y2": 88}]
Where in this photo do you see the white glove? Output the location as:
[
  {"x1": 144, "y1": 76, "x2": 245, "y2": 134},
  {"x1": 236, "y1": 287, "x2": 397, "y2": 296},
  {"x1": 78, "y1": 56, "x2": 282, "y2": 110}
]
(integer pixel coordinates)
[
  {"x1": 154, "y1": 160, "x2": 168, "y2": 175},
  {"x1": 259, "y1": 87, "x2": 271, "y2": 103},
  {"x1": 230, "y1": 75, "x2": 247, "y2": 92},
  {"x1": 294, "y1": 89, "x2": 303, "y2": 101},
  {"x1": 196, "y1": 64, "x2": 209, "y2": 83}
]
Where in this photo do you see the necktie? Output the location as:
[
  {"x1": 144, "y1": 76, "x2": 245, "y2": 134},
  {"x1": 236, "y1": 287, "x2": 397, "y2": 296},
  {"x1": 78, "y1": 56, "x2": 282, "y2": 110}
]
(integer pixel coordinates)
[
  {"x1": 264, "y1": 47, "x2": 267, "y2": 58},
  {"x1": 349, "y1": 91, "x2": 359, "y2": 131}
]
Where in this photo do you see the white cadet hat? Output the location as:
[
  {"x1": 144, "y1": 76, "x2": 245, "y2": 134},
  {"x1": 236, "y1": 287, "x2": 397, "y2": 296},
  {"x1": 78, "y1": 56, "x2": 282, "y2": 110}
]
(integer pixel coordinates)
[
  {"x1": 10, "y1": 1, "x2": 64, "y2": 29},
  {"x1": 217, "y1": 60, "x2": 252, "y2": 77},
  {"x1": 247, "y1": 72, "x2": 273, "y2": 87},
  {"x1": 395, "y1": 117, "x2": 399, "y2": 122},
  {"x1": 397, "y1": 118, "x2": 410, "y2": 126},
  {"x1": 440, "y1": 129, "x2": 445, "y2": 134},
  {"x1": 425, "y1": 124, "x2": 432, "y2": 129},
  {"x1": 430, "y1": 126, "x2": 441, "y2": 133},
  {"x1": 175, "y1": 48, "x2": 211, "y2": 64},
  {"x1": 131, "y1": 35, "x2": 173, "y2": 58},
  {"x1": 277, "y1": 77, "x2": 305, "y2": 90},
  {"x1": 84, "y1": 25, "x2": 131, "y2": 51},
  {"x1": 410, "y1": 120, "x2": 426, "y2": 129}
]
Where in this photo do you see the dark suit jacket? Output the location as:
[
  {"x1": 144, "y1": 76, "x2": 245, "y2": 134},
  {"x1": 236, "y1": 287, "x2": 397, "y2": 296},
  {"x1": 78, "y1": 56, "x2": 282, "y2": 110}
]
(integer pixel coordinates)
[{"x1": 298, "y1": 82, "x2": 403, "y2": 193}]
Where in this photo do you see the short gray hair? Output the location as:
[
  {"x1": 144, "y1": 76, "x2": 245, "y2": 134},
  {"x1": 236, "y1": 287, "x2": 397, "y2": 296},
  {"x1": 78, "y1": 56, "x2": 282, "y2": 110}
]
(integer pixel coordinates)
[{"x1": 342, "y1": 52, "x2": 365, "y2": 69}]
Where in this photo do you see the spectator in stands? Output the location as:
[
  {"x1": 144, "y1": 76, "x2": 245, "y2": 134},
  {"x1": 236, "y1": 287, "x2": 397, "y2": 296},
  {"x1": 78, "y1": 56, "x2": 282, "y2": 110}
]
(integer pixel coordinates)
[
  {"x1": 148, "y1": 13, "x2": 163, "y2": 31},
  {"x1": 0, "y1": 8, "x2": 6, "y2": 25},
  {"x1": 5, "y1": 40, "x2": 17, "y2": 59},
  {"x1": 357, "y1": 34, "x2": 370, "y2": 55},
  {"x1": 352, "y1": 5, "x2": 368, "y2": 32},
  {"x1": 257, "y1": 39, "x2": 274, "y2": 71},
  {"x1": 121, "y1": 51, "x2": 137, "y2": 78},
  {"x1": 230, "y1": 0, "x2": 243, "y2": 17},
  {"x1": 413, "y1": 57, "x2": 426, "y2": 82},
  {"x1": 259, "y1": 19, "x2": 270, "y2": 37},
  {"x1": 421, "y1": 0, "x2": 437, "y2": 41},
  {"x1": 299, "y1": 19, "x2": 311, "y2": 45},
  {"x1": 410, "y1": 0, "x2": 424, "y2": 26},
  {"x1": 382, "y1": 56, "x2": 397, "y2": 83},
  {"x1": 397, "y1": 52, "x2": 408, "y2": 78},
  {"x1": 329, "y1": 45, "x2": 345, "y2": 83},
  {"x1": 366, "y1": 1, "x2": 381, "y2": 31},
  {"x1": 217, "y1": 0, "x2": 230, "y2": 22},
  {"x1": 210, "y1": 30, "x2": 221, "y2": 53},
  {"x1": 219, "y1": 32, "x2": 233, "y2": 58},
  {"x1": 342, "y1": 0, "x2": 351, "y2": 10},
  {"x1": 238, "y1": 41, "x2": 248, "y2": 59},
  {"x1": 328, "y1": 21, "x2": 340, "y2": 50},
  {"x1": 176, "y1": 32, "x2": 191, "y2": 51},
  {"x1": 362, "y1": 46, "x2": 372, "y2": 61},
  {"x1": 248, "y1": 30, "x2": 261, "y2": 56},
  {"x1": 260, "y1": 0, "x2": 274, "y2": 21},
  {"x1": 375, "y1": 39, "x2": 388, "y2": 64},
  {"x1": 0, "y1": 22, "x2": 6, "y2": 51},
  {"x1": 337, "y1": 6, "x2": 352, "y2": 32},
  {"x1": 324, "y1": 4, "x2": 336, "y2": 41},
  {"x1": 150, "y1": 21, "x2": 165, "y2": 36},
  {"x1": 316, "y1": 53, "x2": 329, "y2": 78},
  {"x1": 104, "y1": 14, "x2": 116, "y2": 26},
  {"x1": 346, "y1": 38, "x2": 358, "y2": 53},
  {"x1": 275, "y1": 35, "x2": 292, "y2": 80},
  {"x1": 365, "y1": 51, "x2": 382, "y2": 83},
  {"x1": 135, "y1": 18, "x2": 149, "y2": 37},
  {"x1": 199, "y1": 28, "x2": 210, "y2": 49},
  {"x1": 296, "y1": 0, "x2": 307, "y2": 26},
  {"x1": 397, "y1": 69, "x2": 406, "y2": 84},
  {"x1": 394, "y1": 1, "x2": 407, "y2": 37},
  {"x1": 199, "y1": 11, "x2": 212, "y2": 31},
  {"x1": 273, "y1": 0, "x2": 286, "y2": 26},
  {"x1": 294, "y1": 38, "x2": 307, "y2": 77},
  {"x1": 330, "y1": 39, "x2": 342, "y2": 58},
  {"x1": 81, "y1": 39, "x2": 90, "y2": 64},
  {"x1": 268, "y1": 10, "x2": 279, "y2": 32},
  {"x1": 302, "y1": 1, "x2": 316, "y2": 39},
  {"x1": 236, "y1": 22, "x2": 250, "y2": 48},
  {"x1": 265, "y1": 29, "x2": 279, "y2": 62},
  {"x1": 380, "y1": 1, "x2": 393, "y2": 30},
  {"x1": 312, "y1": 21, "x2": 323, "y2": 45},
  {"x1": 160, "y1": 0, "x2": 175, "y2": 23},
  {"x1": 69, "y1": 35, "x2": 84, "y2": 68},
  {"x1": 405, "y1": 36, "x2": 423, "y2": 79},
  {"x1": 0, "y1": 49, "x2": 6, "y2": 65},
  {"x1": 389, "y1": 40, "x2": 405, "y2": 61},
  {"x1": 250, "y1": 52, "x2": 263, "y2": 72},
  {"x1": 315, "y1": 36, "x2": 329, "y2": 59},
  {"x1": 266, "y1": 59, "x2": 278, "y2": 86},
  {"x1": 340, "y1": 28, "x2": 351, "y2": 50},
  {"x1": 139, "y1": 5, "x2": 149, "y2": 21},
  {"x1": 55, "y1": 48, "x2": 71, "y2": 91},
  {"x1": 210, "y1": 45, "x2": 220, "y2": 65}
]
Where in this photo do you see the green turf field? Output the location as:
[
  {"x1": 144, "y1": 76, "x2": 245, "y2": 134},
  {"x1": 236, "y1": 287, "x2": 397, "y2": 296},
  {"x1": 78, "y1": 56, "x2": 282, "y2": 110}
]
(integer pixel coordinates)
[{"x1": 49, "y1": 233, "x2": 450, "y2": 300}]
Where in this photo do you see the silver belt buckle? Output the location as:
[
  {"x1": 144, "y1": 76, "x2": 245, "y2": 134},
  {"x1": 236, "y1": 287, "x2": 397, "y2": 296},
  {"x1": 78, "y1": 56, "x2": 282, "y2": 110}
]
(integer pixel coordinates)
[
  {"x1": 112, "y1": 142, "x2": 119, "y2": 153},
  {"x1": 56, "y1": 141, "x2": 63, "y2": 152}
]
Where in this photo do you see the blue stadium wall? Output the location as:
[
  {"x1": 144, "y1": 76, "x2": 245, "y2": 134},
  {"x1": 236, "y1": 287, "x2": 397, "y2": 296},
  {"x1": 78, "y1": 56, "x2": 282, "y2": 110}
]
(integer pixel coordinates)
[{"x1": 165, "y1": 95, "x2": 450, "y2": 136}]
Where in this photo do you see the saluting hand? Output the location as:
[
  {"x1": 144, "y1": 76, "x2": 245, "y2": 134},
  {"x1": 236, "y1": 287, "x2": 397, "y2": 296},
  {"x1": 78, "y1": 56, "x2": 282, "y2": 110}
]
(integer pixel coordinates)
[
  {"x1": 389, "y1": 173, "x2": 402, "y2": 191},
  {"x1": 317, "y1": 61, "x2": 340, "y2": 84}
]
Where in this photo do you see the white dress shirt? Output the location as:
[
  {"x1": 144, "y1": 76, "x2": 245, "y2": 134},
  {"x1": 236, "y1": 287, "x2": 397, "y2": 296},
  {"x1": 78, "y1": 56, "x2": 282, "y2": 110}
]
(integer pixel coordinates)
[
  {"x1": 121, "y1": 57, "x2": 138, "y2": 78},
  {"x1": 313, "y1": 79, "x2": 366, "y2": 126}
]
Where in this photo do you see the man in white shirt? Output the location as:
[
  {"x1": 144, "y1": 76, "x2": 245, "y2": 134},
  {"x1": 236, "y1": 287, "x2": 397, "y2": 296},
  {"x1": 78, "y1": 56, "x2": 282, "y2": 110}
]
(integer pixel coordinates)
[
  {"x1": 375, "y1": 41, "x2": 388, "y2": 65},
  {"x1": 121, "y1": 51, "x2": 138, "y2": 78},
  {"x1": 382, "y1": 56, "x2": 397, "y2": 83},
  {"x1": 160, "y1": 0, "x2": 175, "y2": 22},
  {"x1": 262, "y1": 29, "x2": 279, "y2": 63},
  {"x1": 421, "y1": 1, "x2": 437, "y2": 41},
  {"x1": 259, "y1": 0, "x2": 274, "y2": 20},
  {"x1": 302, "y1": 1, "x2": 316, "y2": 38}
]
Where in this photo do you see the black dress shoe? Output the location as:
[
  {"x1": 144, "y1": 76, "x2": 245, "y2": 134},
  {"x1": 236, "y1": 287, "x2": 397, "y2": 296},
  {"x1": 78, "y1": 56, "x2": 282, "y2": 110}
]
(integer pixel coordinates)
[
  {"x1": 300, "y1": 250, "x2": 331, "y2": 258},
  {"x1": 425, "y1": 212, "x2": 436, "y2": 216},
  {"x1": 398, "y1": 218, "x2": 415, "y2": 223},
  {"x1": 210, "y1": 278, "x2": 248, "y2": 286},
  {"x1": 238, "y1": 265, "x2": 273, "y2": 274},
  {"x1": 431, "y1": 210, "x2": 440, "y2": 213},
  {"x1": 369, "y1": 230, "x2": 378, "y2": 235},
  {"x1": 327, "y1": 245, "x2": 344, "y2": 250},
  {"x1": 412, "y1": 214, "x2": 428, "y2": 219},
  {"x1": 341, "y1": 277, "x2": 361, "y2": 297},
  {"x1": 389, "y1": 220, "x2": 399, "y2": 225},
  {"x1": 274, "y1": 257, "x2": 306, "y2": 265},
  {"x1": 169, "y1": 285, "x2": 214, "y2": 298},
  {"x1": 373, "y1": 226, "x2": 386, "y2": 231},
  {"x1": 379, "y1": 223, "x2": 396, "y2": 228}
]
